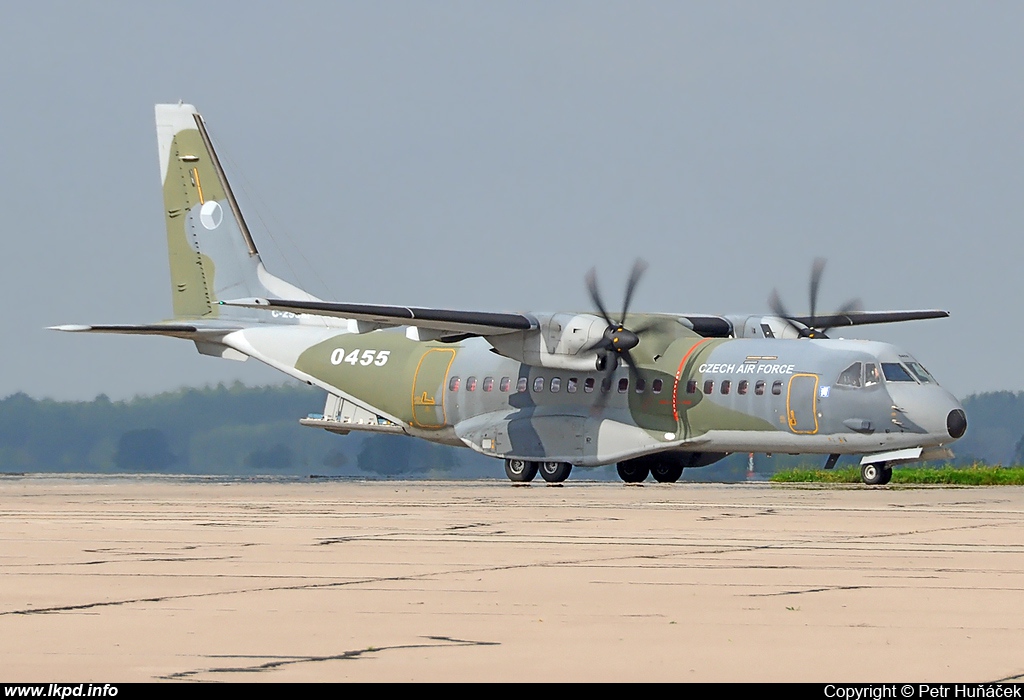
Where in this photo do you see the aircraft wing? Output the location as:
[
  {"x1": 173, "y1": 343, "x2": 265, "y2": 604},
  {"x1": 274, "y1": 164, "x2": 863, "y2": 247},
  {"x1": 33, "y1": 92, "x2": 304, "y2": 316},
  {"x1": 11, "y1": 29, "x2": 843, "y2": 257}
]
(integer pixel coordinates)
[
  {"x1": 220, "y1": 298, "x2": 536, "y2": 337},
  {"x1": 787, "y1": 310, "x2": 949, "y2": 328}
]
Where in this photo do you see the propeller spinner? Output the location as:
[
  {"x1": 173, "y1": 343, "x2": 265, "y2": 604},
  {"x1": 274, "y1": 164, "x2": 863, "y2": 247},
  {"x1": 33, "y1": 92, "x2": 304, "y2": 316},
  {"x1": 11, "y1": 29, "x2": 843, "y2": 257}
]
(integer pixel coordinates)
[{"x1": 768, "y1": 258, "x2": 862, "y2": 339}]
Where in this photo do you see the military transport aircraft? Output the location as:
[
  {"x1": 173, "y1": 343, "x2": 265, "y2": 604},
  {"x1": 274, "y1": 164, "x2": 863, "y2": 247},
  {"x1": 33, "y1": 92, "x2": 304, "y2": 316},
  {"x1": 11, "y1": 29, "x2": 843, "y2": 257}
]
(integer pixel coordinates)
[{"x1": 53, "y1": 104, "x2": 967, "y2": 485}]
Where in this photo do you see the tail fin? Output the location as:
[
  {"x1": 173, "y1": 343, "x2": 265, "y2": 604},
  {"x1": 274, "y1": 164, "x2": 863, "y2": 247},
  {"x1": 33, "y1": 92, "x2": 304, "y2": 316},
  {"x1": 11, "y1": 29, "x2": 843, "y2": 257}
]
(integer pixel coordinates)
[{"x1": 156, "y1": 103, "x2": 316, "y2": 320}]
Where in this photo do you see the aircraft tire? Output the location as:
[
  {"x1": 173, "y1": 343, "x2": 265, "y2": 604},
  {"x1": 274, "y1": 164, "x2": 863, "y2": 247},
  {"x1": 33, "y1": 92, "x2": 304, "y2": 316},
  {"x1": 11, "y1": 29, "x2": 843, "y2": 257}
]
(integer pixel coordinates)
[
  {"x1": 616, "y1": 462, "x2": 650, "y2": 483},
  {"x1": 861, "y1": 462, "x2": 886, "y2": 485},
  {"x1": 650, "y1": 463, "x2": 684, "y2": 483},
  {"x1": 878, "y1": 466, "x2": 893, "y2": 485},
  {"x1": 539, "y1": 461, "x2": 572, "y2": 483},
  {"x1": 505, "y1": 459, "x2": 538, "y2": 483}
]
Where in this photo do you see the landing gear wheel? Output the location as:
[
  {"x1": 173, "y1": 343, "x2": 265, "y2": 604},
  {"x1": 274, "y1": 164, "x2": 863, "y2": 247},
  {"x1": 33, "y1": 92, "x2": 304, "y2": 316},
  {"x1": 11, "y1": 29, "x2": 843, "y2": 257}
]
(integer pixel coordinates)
[
  {"x1": 861, "y1": 462, "x2": 886, "y2": 485},
  {"x1": 539, "y1": 461, "x2": 572, "y2": 483},
  {"x1": 617, "y1": 462, "x2": 650, "y2": 483},
  {"x1": 878, "y1": 466, "x2": 893, "y2": 485},
  {"x1": 650, "y1": 463, "x2": 684, "y2": 483},
  {"x1": 505, "y1": 459, "x2": 538, "y2": 483}
]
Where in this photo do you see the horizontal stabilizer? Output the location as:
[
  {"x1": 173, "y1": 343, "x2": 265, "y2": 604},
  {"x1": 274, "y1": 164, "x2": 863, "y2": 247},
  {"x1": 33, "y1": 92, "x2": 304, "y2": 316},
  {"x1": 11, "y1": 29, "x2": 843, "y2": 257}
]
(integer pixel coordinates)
[
  {"x1": 220, "y1": 298, "x2": 536, "y2": 337},
  {"x1": 49, "y1": 323, "x2": 201, "y2": 336},
  {"x1": 48, "y1": 323, "x2": 244, "y2": 341}
]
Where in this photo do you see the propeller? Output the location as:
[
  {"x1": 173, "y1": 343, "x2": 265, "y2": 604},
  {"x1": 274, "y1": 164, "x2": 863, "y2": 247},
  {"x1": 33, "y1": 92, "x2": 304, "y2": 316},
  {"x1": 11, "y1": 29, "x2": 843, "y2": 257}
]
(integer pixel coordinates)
[
  {"x1": 768, "y1": 257, "x2": 862, "y2": 339},
  {"x1": 585, "y1": 259, "x2": 650, "y2": 387}
]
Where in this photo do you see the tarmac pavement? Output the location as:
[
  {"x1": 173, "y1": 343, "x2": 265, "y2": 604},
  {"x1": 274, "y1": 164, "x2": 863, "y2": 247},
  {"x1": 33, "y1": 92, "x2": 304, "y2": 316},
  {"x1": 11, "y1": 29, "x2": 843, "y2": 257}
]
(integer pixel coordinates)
[{"x1": 0, "y1": 476, "x2": 1022, "y2": 682}]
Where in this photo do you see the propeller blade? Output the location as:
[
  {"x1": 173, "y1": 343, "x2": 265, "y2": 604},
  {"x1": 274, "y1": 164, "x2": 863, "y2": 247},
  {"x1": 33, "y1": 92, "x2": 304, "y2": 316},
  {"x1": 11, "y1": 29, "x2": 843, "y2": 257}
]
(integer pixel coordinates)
[
  {"x1": 622, "y1": 348, "x2": 645, "y2": 387},
  {"x1": 769, "y1": 258, "x2": 868, "y2": 339},
  {"x1": 820, "y1": 297, "x2": 863, "y2": 335},
  {"x1": 583, "y1": 261, "x2": 650, "y2": 411},
  {"x1": 809, "y1": 257, "x2": 826, "y2": 326},
  {"x1": 620, "y1": 259, "x2": 648, "y2": 322},
  {"x1": 590, "y1": 356, "x2": 619, "y2": 413},
  {"x1": 768, "y1": 288, "x2": 802, "y2": 335},
  {"x1": 629, "y1": 321, "x2": 658, "y2": 336},
  {"x1": 585, "y1": 268, "x2": 615, "y2": 327}
]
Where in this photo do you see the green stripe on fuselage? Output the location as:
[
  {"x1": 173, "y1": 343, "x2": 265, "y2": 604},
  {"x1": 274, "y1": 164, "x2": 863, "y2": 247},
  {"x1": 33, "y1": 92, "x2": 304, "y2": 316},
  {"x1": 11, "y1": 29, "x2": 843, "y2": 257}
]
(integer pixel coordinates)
[{"x1": 295, "y1": 331, "x2": 456, "y2": 426}]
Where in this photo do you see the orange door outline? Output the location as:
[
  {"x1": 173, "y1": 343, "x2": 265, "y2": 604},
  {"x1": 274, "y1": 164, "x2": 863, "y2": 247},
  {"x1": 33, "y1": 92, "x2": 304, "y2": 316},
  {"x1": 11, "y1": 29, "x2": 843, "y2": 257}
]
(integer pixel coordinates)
[
  {"x1": 411, "y1": 349, "x2": 456, "y2": 428},
  {"x1": 786, "y1": 373, "x2": 819, "y2": 435}
]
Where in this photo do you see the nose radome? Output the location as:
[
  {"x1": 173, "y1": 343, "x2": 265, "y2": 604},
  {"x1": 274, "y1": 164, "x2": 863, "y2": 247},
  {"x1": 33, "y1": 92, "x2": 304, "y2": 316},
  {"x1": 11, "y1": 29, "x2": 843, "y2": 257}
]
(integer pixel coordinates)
[{"x1": 947, "y1": 409, "x2": 967, "y2": 439}]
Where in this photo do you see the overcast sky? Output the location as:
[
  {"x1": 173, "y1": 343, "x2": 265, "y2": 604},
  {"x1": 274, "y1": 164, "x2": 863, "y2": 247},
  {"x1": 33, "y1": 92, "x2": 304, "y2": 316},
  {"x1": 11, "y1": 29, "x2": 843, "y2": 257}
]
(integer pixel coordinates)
[{"x1": 2, "y1": 2, "x2": 1021, "y2": 401}]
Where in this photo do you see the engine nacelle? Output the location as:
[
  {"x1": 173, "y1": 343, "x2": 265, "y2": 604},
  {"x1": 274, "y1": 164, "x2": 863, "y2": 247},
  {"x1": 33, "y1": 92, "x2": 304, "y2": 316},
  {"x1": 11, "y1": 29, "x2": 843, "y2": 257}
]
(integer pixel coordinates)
[
  {"x1": 486, "y1": 312, "x2": 608, "y2": 370},
  {"x1": 727, "y1": 315, "x2": 805, "y2": 339}
]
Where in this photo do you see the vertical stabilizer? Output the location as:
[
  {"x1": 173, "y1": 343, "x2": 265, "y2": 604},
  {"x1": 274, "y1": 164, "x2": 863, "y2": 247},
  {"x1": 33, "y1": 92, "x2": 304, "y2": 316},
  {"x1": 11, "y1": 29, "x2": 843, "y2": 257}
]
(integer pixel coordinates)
[{"x1": 156, "y1": 103, "x2": 316, "y2": 320}]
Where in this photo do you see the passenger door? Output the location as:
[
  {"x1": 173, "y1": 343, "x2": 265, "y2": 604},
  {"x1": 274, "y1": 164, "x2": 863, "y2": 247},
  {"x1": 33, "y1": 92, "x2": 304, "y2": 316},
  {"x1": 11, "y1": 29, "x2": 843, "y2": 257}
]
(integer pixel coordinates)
[
  {"x1": 786, "y1": 373, "x2": 819, "y2": 434},
  {"x1": 411, "y1": 349, "x2": 456, "y2": 428}
]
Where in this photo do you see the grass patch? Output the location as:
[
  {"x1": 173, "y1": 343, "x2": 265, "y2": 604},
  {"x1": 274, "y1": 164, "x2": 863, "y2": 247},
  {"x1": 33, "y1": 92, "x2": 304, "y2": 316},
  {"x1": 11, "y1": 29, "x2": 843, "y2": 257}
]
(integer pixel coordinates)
[{"x1": 770, "y1": 464, "x2": 1024, "y2": 485}]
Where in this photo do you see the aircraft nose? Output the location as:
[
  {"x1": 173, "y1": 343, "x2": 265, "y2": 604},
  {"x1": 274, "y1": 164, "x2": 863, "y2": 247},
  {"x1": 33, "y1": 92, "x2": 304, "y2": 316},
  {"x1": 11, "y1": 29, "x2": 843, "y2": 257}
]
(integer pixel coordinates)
[{"x1": 947, "y1": 408, "x2": 967, "y2": 439}]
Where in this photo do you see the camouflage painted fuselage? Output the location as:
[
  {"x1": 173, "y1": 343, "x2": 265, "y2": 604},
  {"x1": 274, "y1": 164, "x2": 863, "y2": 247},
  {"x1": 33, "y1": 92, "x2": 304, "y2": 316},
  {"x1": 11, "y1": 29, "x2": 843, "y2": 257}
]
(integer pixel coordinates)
[
  {"x1": 56, "y1": 103, "x2": 966, "y2": 475},
  {"x1": 218, "y1": 320, "x2": 963, "y2": 468}
]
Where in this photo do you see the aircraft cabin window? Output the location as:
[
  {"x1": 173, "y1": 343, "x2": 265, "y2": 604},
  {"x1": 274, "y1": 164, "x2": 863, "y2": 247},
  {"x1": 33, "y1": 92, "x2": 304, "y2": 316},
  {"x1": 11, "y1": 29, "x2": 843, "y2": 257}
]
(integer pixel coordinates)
[
  {"x1": 864, "y1": 363, "x2": 881, "y2": 387},
  {"x1": 772, "y1": 380, "x2": 782, "y2": 395},
  {"x1": 686, "y1": 380, "x2": 697, "y2": 394},
  {"x1": 516, "y1": 377, "x2": 528, "y2": 393},
  {"x1": 500, "y1": 377, "x2": 511, "y2": 392},
  {"x1": 601, "y1": 378, "x2": 612, "y2": 393},
  {"x1": 755, "y1": 380, "x2": 766, "y2": 395},
  {"x1": 567, "y1": 377, "x2": 579, "y2": 393},
  {"x1": 449, "y1": 377, "x2": 461, "y2": 392},
  {"x1": 533, "y1": 377, "x2": 545, "y2": 392},
  {"x1": 635, "y1": 377, "x2": 646, "y2": 393},
  {"x1": 618, "y1": 378, "x2": 629, "y2": 393},
  {"x1": 584, "y1": 378, "x2": 595, "y2": 393},
  {"x1": 466, "y1": 377, "x2": 477, "y2": 392},
  {"x1": 550, "y1": 377, "x2": 561, "y2": 393},
  {"x1": 738, "y1": 380, "x2": 749, "y2": 395},
  {"x1": 881, "y1": 363, "x2": 915, "y2": 382},
  {"x1": 652, "y1": 379, "x2": 663, "y2": 394},
  {"x1": 837, "y1": 362, "x2": 863, "y2": 388},
  {"x1": 703, "y1": 380, "x2": 714, "y2": 395},
  {"x1": 721, "y1": 380, "x2": 731, "y2": 395},
  {"x1": 482, "y1": 377, "x2": 494, "y2": 392}
]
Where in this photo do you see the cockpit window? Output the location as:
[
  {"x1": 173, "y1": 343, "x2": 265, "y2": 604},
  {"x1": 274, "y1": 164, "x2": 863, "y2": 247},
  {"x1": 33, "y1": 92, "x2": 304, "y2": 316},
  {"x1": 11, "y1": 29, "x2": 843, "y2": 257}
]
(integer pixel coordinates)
[
  {"x1": 881, "y1": 362, "x2": 915, "y2": 382},
  {"x1": 864, "y1": 363, "x2": 881, "y2": 387},
  {"x1": 906, "y1": 362, "x2": 934, "y2": 383},
  {"x1": 836, "y1": 362, "x2": 862, "y2": 388}
]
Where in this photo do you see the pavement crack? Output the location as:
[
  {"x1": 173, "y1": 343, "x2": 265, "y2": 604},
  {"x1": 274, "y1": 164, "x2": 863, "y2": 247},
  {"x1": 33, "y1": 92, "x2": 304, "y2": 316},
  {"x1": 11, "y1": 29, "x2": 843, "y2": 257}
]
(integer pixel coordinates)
[
  {"x1": 750, "y1": 585, "x2": 871, "y2": 597},
  {"x1": 161, "y1": 635, "x2": 499, "y2": 678}
]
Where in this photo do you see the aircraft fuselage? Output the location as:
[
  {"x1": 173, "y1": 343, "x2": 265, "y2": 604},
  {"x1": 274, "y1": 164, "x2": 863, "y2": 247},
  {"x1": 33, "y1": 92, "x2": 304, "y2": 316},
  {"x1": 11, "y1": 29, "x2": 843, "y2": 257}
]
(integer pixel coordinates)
[{"x1": 224, "y1": 325, "x2": 965, "y2": 469}]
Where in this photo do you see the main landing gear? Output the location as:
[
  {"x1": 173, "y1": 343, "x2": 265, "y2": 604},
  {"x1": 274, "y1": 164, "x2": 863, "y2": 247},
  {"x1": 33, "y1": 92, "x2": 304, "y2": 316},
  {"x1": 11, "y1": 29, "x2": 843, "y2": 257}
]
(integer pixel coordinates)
[
  {"x1": 504, "y1": 459, "x2": 538, "y2": 483},
  {"x1": 616, "y1": 461, "x2": 649, "y2": 483},
  {"x1": 861, "y1": 462, "x2": 893, "y2": 486},
  {"x1": 504, "y1": 459, "x2": 572, "y2": 483},
  {"x1": 616, "y1": 460, "x2": 683, "y2": 483}
]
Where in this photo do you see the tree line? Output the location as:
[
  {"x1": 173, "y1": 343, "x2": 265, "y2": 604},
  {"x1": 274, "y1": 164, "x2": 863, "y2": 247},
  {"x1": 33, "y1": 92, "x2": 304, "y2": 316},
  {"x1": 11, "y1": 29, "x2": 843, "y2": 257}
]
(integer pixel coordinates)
[{"x1": 0, "y1": 384, "x2": 1019, "y2": 480}]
